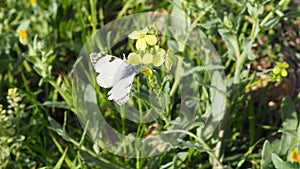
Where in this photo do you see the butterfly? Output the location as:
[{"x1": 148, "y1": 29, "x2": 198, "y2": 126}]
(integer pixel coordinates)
[{"x1": 90, "y1": 53, "x2": 142, "y2": 105}]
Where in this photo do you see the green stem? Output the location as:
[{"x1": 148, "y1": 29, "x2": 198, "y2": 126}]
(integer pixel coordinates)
[
  {"x1": 170, "y1": 57, "x2": 183, "y2": 96},
  {"x1": 233, "y1": 51, "x2": 247, "y2": 84},
  {"x1": 249, "y1": 18, "x2": 257, "y2": 40},
  {"x1": 135, "y1": 77, "x2": 143, "y2": 168},
  {"x1": 260, "y1": 11, "x2": 274, "y2": 27},
  {"x1": 233, "y1": 16, "x2": 257, "y2": 84},
  {"x1": 89, "y1": 0, "x2": 97, "y2": 33},
  {"x1": 120, "y1": 105, "x2": 127, "y2": 154}
]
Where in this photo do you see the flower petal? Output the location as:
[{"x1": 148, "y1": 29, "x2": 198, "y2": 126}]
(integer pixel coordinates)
[
  {"x1": 165, "y1": 57, "x2": 173, "y2": 70},
  {"x1": 139, "y1": 28, "x2": 149, "y2": 34},
  {"x1": 145, "y1": 35, "x2": 157, "y2": 46},
  {"x1": 128, "y1": 28, "x2": 149, "y2": 39},
  {"x1": 141, "y1": 53, "x2": 153, "y2": 64},
  {"x1": 282, "y1": 62, "x2": 289, "y2": 68},
  {"x1": 276, "y1": 61, "x2": 282, "y2": 66},
  {"x1": 141, "y1": 67, "x2": 153, "y2": 76},
  {"x1": 273, "y1": 67, "x2": 280, "y2": 74},
  {"x1": 18, "y1": 29, "x2": 28, "y2": 39},
  {"x1": 157, "y1": 48, "x2": 166, "y2": 57},
  {"x1": 153, "y1": 55, "x2": 164, "y2": 67},
  {"x1": 136, "y1": 38, "x2": 146, "y2": 50},
  {"x1": 128, "y1": 31, "x2": 141, "y2": 39},
  {"x1": 281, "y1": 69, "x2": 288, "y2": 77},
  {"x1": 165, "y1": 49, "x2": 173, "y2": 70},
  {"x1": 127, "y1": 53, "x2": 141, "y2": 64}
]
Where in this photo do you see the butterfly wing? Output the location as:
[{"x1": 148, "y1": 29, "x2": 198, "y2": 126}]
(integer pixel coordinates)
[
  {"x1": 90, "y1": 52, "x2": 141, "y2": 105},
  {"x1": 90, "y1": 53, "x2": 124, "y2": 88},
  {"x1": 108, "y1": 64, "x2": 141, "y2": 105}
]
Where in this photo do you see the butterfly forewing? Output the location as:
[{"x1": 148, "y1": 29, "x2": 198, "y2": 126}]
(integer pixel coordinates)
[
  {"x1": 90, "y1": 53, "x2": 141, "y2": 105},
  {"x1": 90, "y1": 53, "x2": 124, "y2": 88}
]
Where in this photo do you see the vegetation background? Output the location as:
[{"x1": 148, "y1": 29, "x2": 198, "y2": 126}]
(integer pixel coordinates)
[{"x1": 0, "y1": 0, "x2": 299, "y2": 168}]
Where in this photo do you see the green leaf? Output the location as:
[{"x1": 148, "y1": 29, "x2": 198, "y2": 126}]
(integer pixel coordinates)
[
  {"x1": 297, "y1": 124, "x2": 300, "y2": 141},
  {"x1": 298, "y1": 143, "x2": 300, "y2": 157},
  {"x1": 173, "y1": 140, "x2": 204, "y2": 152},
  {"x1": 218, "y1": 28, "x2": 240, "y2": 60},
  {"x1": 43, "y1": 101, "x2": 69, "y2": 109},
  {"x1": 278, "y1": 97, "x2": 299, "y2": 155},
  {"x1": 16, "y1": 20, "x2": 30, "y2": 32},
  {"x1": 172, "y1": 152, "x2": 188, "y2": 169},
  {"x1": 243, "y1": 39, "x2": 256, "y2": 60},
  {"x1": 281, "y1": 96, "x2": 298, "y2": 130},
  {"x1": 78, "y1": 150, "x2": 129, "y2": 169},
  {"x1": 48, "y1": 116, "x2": 71, "y2": 141},
  {"x1": 261, "y1": 140, "x2": 274, "y2": 169},
  {"x1": 54, "y1": 147, "x2": 68, "y2": 169},
  {"x1": 271, "y1": 153, "x2": 294, "y2": 169},
  {"x1": 167, "y1": 40, "x2": 179, "y2": 53},
  {"x1": 201, "y1": 70, "x2": 226, "y2": 140},
  {"x1": 264, "y1": 18, "x2": 281, "y2": 29},
  {"x1": 181, "y1": 64, "x2": 224, "y2": 77},
  {"x1": 197, "y1": 20, "x2": 220, "y2": 29},
  {"x1": 246, "y1": 3, "x2": 255, "y2": 17},
  {"x1": 171, "y1": 0, "x2": 187, "y2": 32}
]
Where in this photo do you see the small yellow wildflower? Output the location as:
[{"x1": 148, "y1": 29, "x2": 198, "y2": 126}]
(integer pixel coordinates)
[
  {"x1": 30, "y1": 0, "x2": 37, "y2": 4},
  {"x1": 141, "y1": 67, "x2": 153, "y2": 76},
  {"x1": 273, "y1": 61, "x2": 289, "y2": 77},
  {"x1": 18, "y1": 29, "x2": 28, "y2": 45},
  {"x1": 291, "y1": 147, "x2": 300, "y2": 162},
  {"x1": 127, "y1": 53, "x2": 141, "y2": 64},
  {"x1": 18, "y1": 29, "x2": 28, "y2": 39},
  {"x1": 8, "y1": 87, "x2": 18, "y2": 96},
  {"x1": 128, "y1": 28, "x2": 157, "y2": 50}
]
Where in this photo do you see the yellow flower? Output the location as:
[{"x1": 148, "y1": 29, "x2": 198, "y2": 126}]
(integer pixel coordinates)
[
  {"x1": 273, "y1": 61, "x2": 289, "y2": 77},
  {"x1": 30, "y1": 0, "x2": 37, "y2": 4},
  {"x1": 18, "y1": 29, "x2": 28, "y2": 39},
  {"x1": 8, "y1": 88, "x2": 18, "y2": 96},
  {"x1": 127, "y1": 53, "x2": 141, "y2": 64},
  {"x1": 18, "y1": 29, "x2": 28, "y2": 45},
  {"x1": 128, "y1": 28, "x2": 157, "y2": 50},
  {"x1": 153, "y1": 48, "x2": 165, "y2": 67},
  {"x1": 141, "y1": 53, "x2": 153, "y2": 64},
  {"x1": 141, "y1": 67, "x2": 153, "y2": 76},
  {"x1": 291, "y1": 147, "x2": 300, "y2": 162}
]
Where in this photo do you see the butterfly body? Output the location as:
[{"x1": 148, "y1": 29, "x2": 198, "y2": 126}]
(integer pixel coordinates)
[{"x1": 90, "y1": 53, "x2": 141, "y2": 105}]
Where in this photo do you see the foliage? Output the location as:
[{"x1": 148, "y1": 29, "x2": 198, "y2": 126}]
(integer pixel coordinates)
[{"x1": 0, "y1": 0, "x2": 299, "y2": 168}]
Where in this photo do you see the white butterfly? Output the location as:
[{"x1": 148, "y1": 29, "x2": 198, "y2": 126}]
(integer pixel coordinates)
[{"x1": 90, "y1": 53, "x2": 141, "y2": 105}]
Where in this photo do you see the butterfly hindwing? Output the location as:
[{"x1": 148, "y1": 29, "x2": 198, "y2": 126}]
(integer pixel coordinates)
[
  {"x1": 90, "y1": 53, "x2": 141, "y2": 105},
  {"x1": 109, "y1": 64, "x2": 141, "y2": 104},
  {"x1": 108, "y1": 73, "x2": 135, "y2": 105}
]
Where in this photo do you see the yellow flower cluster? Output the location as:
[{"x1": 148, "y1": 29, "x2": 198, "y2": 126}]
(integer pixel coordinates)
[
  {"x1": 273, "y1": 61, "x2": 289, "y2": 77},
  {"x1": 271, "y1": 61, "x2": 289, "y2": 81},
  {"x1": 127, "y1": 28, "x2": 173, "y2": 71}
]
